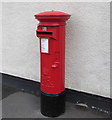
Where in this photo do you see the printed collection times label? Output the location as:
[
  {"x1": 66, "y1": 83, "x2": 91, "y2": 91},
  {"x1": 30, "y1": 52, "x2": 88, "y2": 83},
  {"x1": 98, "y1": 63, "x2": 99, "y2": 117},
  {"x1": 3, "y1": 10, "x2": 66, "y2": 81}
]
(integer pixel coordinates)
[{"x1": 41, "y1": 38, "x2": 48, "y2": 53}]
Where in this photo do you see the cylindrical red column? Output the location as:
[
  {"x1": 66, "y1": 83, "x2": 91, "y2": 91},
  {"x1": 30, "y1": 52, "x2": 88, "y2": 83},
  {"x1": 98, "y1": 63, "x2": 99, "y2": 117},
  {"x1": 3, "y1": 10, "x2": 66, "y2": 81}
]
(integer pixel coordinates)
[{"x1": 34, "y1": 11, "x2": 71, "y2": 117}]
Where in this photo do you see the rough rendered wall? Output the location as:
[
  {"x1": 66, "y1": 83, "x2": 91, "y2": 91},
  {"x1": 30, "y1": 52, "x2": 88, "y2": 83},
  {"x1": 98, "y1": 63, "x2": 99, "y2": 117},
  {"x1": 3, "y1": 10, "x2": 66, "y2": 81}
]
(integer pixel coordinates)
[{"x1": 2, "y1": 2, "x2": 110, "y2": 97}]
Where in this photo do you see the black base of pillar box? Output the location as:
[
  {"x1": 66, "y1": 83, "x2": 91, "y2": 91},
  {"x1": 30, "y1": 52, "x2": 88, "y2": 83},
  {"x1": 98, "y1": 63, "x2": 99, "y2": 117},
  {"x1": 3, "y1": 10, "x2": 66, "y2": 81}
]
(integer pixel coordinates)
[{"x1": 41, "y1": 91, "x2": 65, "y2": 117}]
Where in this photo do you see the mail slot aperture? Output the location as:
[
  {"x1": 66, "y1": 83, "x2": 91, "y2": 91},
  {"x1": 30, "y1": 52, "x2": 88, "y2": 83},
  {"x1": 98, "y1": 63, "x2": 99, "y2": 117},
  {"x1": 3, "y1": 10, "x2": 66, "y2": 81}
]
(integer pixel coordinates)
[
  {"x1": 36, "y1": 29, "x2": 56, "y2": 39},
  {"x1": 37, "y1": 31, "x2": 52, "y2": 35}
]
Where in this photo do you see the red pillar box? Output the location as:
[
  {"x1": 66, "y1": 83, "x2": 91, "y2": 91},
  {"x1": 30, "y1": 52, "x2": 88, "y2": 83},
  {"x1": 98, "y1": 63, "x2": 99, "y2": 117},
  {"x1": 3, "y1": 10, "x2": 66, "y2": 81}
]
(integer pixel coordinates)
[{"x1": 34, "y1": 11, "x2": 71, "y2": 117}]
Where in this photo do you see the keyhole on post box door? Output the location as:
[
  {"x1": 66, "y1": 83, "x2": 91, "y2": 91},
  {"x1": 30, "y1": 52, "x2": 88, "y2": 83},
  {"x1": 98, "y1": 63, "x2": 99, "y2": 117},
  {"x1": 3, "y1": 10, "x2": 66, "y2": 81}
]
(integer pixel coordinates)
[
  {"x1": 51, "y1": 62, "x2": 59, "y2": 69},
  {"x1": 51, "y1": 51, "x2": 60, "y2": 69}
]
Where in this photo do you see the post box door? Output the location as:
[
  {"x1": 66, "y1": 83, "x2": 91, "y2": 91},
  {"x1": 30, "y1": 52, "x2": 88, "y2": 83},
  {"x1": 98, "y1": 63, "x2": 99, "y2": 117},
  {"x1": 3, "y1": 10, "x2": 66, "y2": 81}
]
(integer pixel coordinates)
[{"x1": 40, "y1": 26, "x2": 64, "y2": 94}]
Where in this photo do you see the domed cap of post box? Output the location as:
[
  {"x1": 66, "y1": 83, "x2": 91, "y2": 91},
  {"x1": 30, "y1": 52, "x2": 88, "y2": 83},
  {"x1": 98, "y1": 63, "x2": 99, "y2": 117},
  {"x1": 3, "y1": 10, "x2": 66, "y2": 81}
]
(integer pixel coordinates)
[{"x1": 34, "y1": 11, "x2": 71, "y2": 22}]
